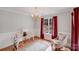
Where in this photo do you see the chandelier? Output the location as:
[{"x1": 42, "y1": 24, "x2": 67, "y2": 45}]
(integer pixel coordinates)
[{"x1": 31, "y1": 7, "x2": 40, "y2": 21}]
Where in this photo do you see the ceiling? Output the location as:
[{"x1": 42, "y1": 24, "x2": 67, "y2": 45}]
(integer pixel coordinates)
[{"x1": 0, "y1": 7, "x2": 73, "y2": 16}]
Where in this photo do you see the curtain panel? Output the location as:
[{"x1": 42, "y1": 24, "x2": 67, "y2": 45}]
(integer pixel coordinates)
[
  {"x1": 71, "y1": 7, "x2": 79, "y2": 51},
  {"x1": 51, "y1": 16, "x2": 58, "y2": 39},
  {"x1": 40, "y1": 17, "x2": 44, "y2": 39}
]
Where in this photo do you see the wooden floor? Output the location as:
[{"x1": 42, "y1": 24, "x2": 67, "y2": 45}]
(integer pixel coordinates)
[
  {"x1": 18, "y1": 37, "x2": 71, "y2": 51},
  {"x1": 0, "y1": 37, "x2": 71, "y2": 51},
  {"x1": 18, "y1": 37, "x2": 51, "y2": 49},
  {"x1": 0, "y1": 37, "x2": 52, "y2": 51}
]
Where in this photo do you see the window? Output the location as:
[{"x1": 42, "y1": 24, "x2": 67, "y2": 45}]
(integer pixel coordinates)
[
  {"x1": 43, "y1": 19, "x2": 48, "y2": 33},
  {"x1": 43, "y1": 18, "x2": 52, "y2": 34},
  {"x1": 49, "y1": 18, "x2": 52, "y2": 33}
]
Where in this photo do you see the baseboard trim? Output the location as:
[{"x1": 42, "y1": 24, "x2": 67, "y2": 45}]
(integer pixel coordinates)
[{"x1": 0, "y1": 45, "x2": 16, "y2": 51}]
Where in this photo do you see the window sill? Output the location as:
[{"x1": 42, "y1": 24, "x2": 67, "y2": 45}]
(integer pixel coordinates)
[{"x1": 44, "y1": 32, "x2": 51, "y2": 35}]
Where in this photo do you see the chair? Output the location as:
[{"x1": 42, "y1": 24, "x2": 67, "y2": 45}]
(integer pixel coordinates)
[{"x1": 51, "y1": 33, "x2": 71, "y2": 50}]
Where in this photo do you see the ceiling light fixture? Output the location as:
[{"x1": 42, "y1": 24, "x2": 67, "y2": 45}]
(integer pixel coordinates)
[{"x1": 32, "y1": 7, "x2": 40, "y2": 21}]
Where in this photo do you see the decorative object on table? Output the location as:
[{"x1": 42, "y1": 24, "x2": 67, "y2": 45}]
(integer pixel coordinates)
[
  {"x1": 23, "y1": 32, "x2": 27, "y2": 37},
  {"x1": 22, "y1": 29, "x2": 35, "y2": 40}
]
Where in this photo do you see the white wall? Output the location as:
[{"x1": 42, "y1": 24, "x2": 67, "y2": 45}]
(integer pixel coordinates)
[
  {"x1": 35, "y1": 10, "x2": 72, "y2": 39},
  {"x1": 33, "y1": 20, "x2": 41, "y2": 37},
  {"x1": 0, "y1": 9, "x2": 35, "y2": 48},
  {"x1": 44, "y1": 11, "x2": 71, "y2": 34},
  {"x1": 0, "y1": 9, "x2": 34, "y2": 33},
  {"x1": 57, "y1": 12, "x2": 71, "y2": 34},
  {"x1": 0, "y1": 8, "x2": 72, "y2": 48},
  {"x1": 0, "y1": 8, "x2": 72, "y2": 37}
]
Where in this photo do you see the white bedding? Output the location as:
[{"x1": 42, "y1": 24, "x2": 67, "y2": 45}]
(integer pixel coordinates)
[{"x1": 17, "y1": 40, "x2": 52, "y2": 51}]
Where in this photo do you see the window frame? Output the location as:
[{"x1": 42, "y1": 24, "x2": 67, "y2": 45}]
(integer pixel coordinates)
[{"x1": 43, "y1": 18, "x2": 52, "y2": 34}]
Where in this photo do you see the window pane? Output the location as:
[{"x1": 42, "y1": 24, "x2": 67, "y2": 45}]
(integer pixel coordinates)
[
  {"x1": 49, "y1": 18, "x2": 52, "y2": 33},
  {"x1": 43, "y1": 19, "x2": 48, "y2": 33}
]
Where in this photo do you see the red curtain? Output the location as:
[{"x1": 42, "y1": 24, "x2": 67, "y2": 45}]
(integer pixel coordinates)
[
  {"x1": 40, "y1": 17, "x2": 44, "y2": 39},
  {"x1": 51, "y1": 16, "x2": 58, "y2": 39},
  {"x1": 71, "y1": 7, "x2": 79, "y2": 51},
  {"x1": 71, "y1": 12, "x2": 75, "y2": 50}
]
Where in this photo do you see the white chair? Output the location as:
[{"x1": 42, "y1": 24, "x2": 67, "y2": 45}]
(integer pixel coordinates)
[
  {"x1": 58, "y1": 33, "x2": 71, "y2": 47},
  {"x1": 51, "y1": 39, "x2": 63, "y2": 50},
  {"x1": 50, "y1": 33, "x2": 70, "y2": 51},
  {"x1": 14, "y1": 29, "x2": 35, "y2": 50},
  {"x1": 13, "y1": 35, "x2": 23, "y2": 50}
]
